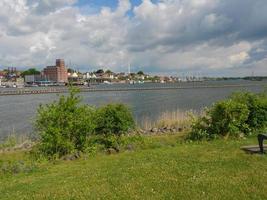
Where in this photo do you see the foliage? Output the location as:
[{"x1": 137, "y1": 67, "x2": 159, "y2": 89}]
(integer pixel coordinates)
[
  {"x1": 230, "y1": 91, "x2": 267, "y2": 130},
  {"x1": 35, "y1": 87, "x2": 95, "y2": 158},
  {"x1": 94, "y1": 104, "x2": 135, "y2": 136},
  {"x1": 137, "y1": 71, "x2": 144, "y2": 75},
  {"x1": 21, "y1": 68, "x2": 40, "y2": 77},
  {"x1": 67, "y1": 68, "x2": 75, "y2": 73},
  {"x1": 34, "y1": 88, "x2": 136, "y2": 158},
  {"x1": 95, "y1": 69, "x2": 104, "y2": 74},
  {"x1": 188, "y1": 91, "x2": 267, "y2": 141},
  {"x1": 105, "y1": 69, "x2": 113, "y2": 74},
  {"x1": 208, "y1": 100, "x2": 250, "y2": 137}
]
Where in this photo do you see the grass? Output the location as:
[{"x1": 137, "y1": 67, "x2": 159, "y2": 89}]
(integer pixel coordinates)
[{"x1": 0, "y1": 135, "x2": 267, "y2": 199}]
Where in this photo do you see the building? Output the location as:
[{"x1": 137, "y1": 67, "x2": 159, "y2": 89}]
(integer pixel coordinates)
[
  {"x1": 43, "y1": 59, "x2": 68, "y2": 83},
  {"x1": 24, "y1": 74, "x2": 42, "y2": 83}
]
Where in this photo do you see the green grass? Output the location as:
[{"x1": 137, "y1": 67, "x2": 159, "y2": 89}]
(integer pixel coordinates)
[{"x1": 1, "y1": 136, "x2": 267, "y2": 200}]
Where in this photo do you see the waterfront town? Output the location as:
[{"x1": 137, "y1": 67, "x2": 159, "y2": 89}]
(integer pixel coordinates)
[{"x1": 0, "y1": 59, "x2": 206, "y2": 88}]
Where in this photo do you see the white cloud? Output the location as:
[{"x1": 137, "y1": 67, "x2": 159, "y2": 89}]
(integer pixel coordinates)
[
  {"x1": 229, "y1": 52, "x2": 249, "y2": 65},
  {"x1": 0, "y1": 0, "x2": 266, "y2": 76}
]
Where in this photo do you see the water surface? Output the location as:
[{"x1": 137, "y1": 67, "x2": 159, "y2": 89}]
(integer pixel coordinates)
[{"x1": 0, "y1": 80, "x2": 266, "y2": 140}]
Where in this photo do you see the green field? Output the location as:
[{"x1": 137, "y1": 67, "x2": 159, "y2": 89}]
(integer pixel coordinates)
[{"x1": 1, "y1": 135, "x2": 267, "y2": 200}]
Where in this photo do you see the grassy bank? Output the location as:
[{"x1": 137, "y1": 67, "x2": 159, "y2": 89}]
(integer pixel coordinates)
[{"x1": 1, "y1": 135, "x2": 267, "y2": 200}]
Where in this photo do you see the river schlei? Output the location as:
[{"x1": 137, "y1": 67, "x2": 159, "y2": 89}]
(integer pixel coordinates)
[{"x1": 0, "y1": 80, "x2": 266, "y2": 140}]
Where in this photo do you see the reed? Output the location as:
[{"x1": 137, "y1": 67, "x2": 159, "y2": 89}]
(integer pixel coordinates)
[{"x1": 141, "y1": 109, "x2": 201, "y2": 130}]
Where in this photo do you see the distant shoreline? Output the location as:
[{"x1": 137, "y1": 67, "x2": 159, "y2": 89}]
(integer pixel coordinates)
[{"x1": 0, "y1": 83, "x2": 266, "y2": 96}]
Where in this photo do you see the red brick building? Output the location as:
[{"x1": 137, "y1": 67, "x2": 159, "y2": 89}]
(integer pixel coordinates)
[{"x1": 43, "y1": 59, "x2": 68, "y2": 83}]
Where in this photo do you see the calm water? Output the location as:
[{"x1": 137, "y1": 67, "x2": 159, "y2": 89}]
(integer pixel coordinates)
[{"x1": 0, "y1": 80, "x2": 266, "y2": 140}]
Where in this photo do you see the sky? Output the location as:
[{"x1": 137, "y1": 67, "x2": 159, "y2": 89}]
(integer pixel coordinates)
[{"x1": 0, "y1": 0, "x2": 267, "y2": 76}]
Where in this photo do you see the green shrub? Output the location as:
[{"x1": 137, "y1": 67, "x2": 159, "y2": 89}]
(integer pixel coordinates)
[
  {"x1": 35, "y1": 88, "x2": 95, "y2": 158},
  {"x1": 94, "y1": 104, "x2": 135, "y2": 136},
  {"x1": 231, "y1": 92, "x2": 267, "y2": 130},
  {"x1": 34, "y1": 88, "x2": 138, "y2": 159},
  {"x1": 86, "y1": 134, "x2": 120, "y2": 151},
  {"x1": 188, "y1": 115, "x2": 211, "y2": 141},
  {"x1": 188, "y1": 91, "x2": 267, "y2": 141},
  {"x1": 208, "y1": 100, "x2": 250, "y2": 137}
]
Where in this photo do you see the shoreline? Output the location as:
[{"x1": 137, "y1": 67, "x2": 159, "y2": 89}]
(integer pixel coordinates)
[{"x1": 0, "y1": 82, "x2": 266, "y2": 96}]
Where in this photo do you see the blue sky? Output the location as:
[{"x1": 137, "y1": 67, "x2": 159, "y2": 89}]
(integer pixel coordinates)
[
  {"x1": 75, "y1": 0, "x2": 157, "y2": 16},
  {"x1": 76, "y1": 0, "x2": 145, "y2": 8}
]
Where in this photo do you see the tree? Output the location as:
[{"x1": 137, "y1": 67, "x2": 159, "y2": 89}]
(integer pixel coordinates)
[
  {"x1": 105, "y1": 69, "x2": 112, "y2": 74},
  {"x1": 137, "y1": 71, "x2": 144, "y2": 75},
  {"x1": 67, "y1": 68, "x2": 75, "y2": 73},
  {"x1": 21, "y1": 68, "x2": 40, "y2": 77},
  {"x1": 96, "y1": 69, "x2": 104, "y2": 74}
]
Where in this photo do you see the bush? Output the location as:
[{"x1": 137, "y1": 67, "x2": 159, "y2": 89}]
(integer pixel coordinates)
[
  {"x1": 230, "y1": 92, "x2": 267, "y2": 130},
  {"x1": 34, "y1": 88, "x2": 137, "y2": 159},
  {"x1": 35, "y1": 88, "x2": 95, "y2": 158},
  {"x1": 188, "y1": 115, "x2": 211, "y2": 141},
  {"x1": 94, "y1": 104, "x2": 135, "y2": 136},
  {"x1": 188, "y1": 91, "x2": 267, "y2": 141},
  {"x1": 208, "y1": 100, "x2": 250, "y2": 137}
]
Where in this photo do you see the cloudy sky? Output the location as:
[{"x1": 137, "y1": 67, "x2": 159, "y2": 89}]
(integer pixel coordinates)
[{"x1": 0, "y1": 0, "x2": 267, "y2": 76}]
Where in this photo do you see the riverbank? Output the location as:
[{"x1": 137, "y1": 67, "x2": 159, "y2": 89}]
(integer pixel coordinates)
[
  {"x1": 0, "y1": 134, "x2": 266, "y2": 199},
  {"x1": 0, "y1": 82, "x2": 266, "y2": 96}
]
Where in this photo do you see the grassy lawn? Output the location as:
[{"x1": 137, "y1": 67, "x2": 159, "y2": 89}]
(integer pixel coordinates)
[{"x1": 0, "y1": 136, "x2": 267, "y2": 200}]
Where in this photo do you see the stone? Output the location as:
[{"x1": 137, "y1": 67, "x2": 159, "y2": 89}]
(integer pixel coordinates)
[
  {"x1": 171, "y1": 128, "x2": 176, "y2": 133},
  {"x1": 138, "y1": 129, "x2": 146, "y2": 134},
  {"x1": 62, "y1": 152, "x2": 81, "y2": 161},
  {"x1": 177, "y1": 127, "x2": 183, "y2": 132},
  {"x1": 151, "y1": 128, "x2": 158, "y2": 133},
  {"x1": 107, "y1": 148, "x2": 117, "y2": 155},
  {"x1": 126, "y1": 144, "x2": 135, "y2": 151}
]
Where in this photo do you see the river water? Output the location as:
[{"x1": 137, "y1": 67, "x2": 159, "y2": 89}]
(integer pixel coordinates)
[{"x1": 0, "y1": 80, "x2": 266, "y2": 140}]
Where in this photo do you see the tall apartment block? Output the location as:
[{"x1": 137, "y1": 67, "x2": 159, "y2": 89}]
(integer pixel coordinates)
[{"x1": 43, "y1": 59, "x2": 68, "y2": 83}]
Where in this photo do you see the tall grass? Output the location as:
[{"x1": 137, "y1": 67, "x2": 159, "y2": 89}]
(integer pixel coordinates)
[{"x1": 141, "y1": 109, "x2": 202, "y2": 130}]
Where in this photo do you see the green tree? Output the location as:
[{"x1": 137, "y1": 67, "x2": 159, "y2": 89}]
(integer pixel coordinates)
[
  {"x1": 96, "y1": 69, "x2": 104, "y2": 74},
  {"x1": 21, "y1": 68, "x2": 40, "y2": 77},
  {"x1": 105, "y1": 70, "x2": 113, "y2": 74},
  {"x1": 67, "y1": 68, "x2": 75, "y2": 73},
  {"x1": 137, "y1": 71, "x2": 144, "y2": 75}
]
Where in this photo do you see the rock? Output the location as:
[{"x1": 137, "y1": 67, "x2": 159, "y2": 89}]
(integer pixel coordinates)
[
  {"x1": 16, "y1": 141, "x2": 33, "y2": 150},
  {"x1": 177, "y1": 127, "x2": 183, "y2": 132},
  {"x1": 62, "y1": 155, "x2": 74, "y2": 161},
  {"x1": 62, "y1": 152, "x2": 81, "y2": 161},
  {"x1": 126, "y1": 144, "x2": 135, "y2": 151},
  {"x1": 107, "y1": 148, "x2": 118, "y2": 155},
  {"x1": 151, "y1": 128, "x2": 158, "y2": 133},
  {"x1": 138, "y1": 129, "x2": 146, "y2": 134},
  {"x1": 171, "y1": 128, "x2": 176, "y2": 133}
]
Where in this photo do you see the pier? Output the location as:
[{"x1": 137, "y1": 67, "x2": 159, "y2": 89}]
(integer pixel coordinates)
[{"x1": 0, "y1": 83, "x2": 266, "y2": 96}]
